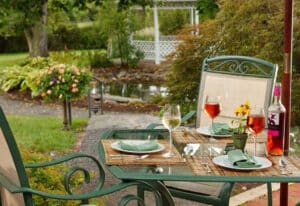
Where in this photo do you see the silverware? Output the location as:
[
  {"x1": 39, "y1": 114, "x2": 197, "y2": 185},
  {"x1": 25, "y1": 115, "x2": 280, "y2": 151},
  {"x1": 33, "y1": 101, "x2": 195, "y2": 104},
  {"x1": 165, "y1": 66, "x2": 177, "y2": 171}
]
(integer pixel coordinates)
[
  {"x1": 279, "y1": 157, "x2": 289, "y2": 175},
  {"x1": 109, "y1": 154, "x2": 149, "y2": 160}
]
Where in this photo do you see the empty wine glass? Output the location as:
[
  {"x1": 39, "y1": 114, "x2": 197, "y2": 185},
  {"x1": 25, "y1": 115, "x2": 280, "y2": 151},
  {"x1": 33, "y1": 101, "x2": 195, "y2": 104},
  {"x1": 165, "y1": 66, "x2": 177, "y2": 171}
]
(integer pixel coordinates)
[
  {"x1": 246, "y1": 107, "x2": 265, "y2": 156},
  {"x1": 162, "y1": 104, "x2": 181, "y2": 158},
  {"x1": 203, "y1": 95, "x2": 221, "y2": 134}
]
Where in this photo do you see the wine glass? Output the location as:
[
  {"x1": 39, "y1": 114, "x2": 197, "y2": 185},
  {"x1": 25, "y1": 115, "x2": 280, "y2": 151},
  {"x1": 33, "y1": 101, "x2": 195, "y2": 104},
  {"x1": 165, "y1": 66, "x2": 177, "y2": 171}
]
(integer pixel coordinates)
[
  {"x1": 246, "y1": 107, "x2": 265, "y2": 156},
  {"x1": 203, "y1": 95, "x2": 221, "y2": 134},
  {"x1": 162, "y1": 104, "x2": 181, "y2": 158}
]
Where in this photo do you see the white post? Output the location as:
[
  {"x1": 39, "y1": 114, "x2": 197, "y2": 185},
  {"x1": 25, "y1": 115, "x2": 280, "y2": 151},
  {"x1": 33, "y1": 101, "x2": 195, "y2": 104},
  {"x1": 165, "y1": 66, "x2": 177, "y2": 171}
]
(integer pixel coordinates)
[
  {"x1": 153, "y1": 1, "x2": 160, "y2": 64},
  {"x1": 190, "y1": 8, "x2": 194, "y2": 24},
  {"x1": 195, "y1": 8, "x2": 199, "y2": 35}
]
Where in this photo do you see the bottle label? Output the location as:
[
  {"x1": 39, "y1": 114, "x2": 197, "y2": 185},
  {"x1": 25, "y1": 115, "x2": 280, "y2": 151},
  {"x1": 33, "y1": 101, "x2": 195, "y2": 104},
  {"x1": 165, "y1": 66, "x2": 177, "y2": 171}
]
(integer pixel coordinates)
[{"x1": 267, "y1": 112, "x2": 279, "y2": 136}]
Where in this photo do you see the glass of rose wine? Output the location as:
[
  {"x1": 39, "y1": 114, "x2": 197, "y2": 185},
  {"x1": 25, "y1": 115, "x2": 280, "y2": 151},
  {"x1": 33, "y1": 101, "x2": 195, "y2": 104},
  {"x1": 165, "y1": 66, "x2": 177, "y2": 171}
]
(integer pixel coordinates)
[
  {"x1": 246, "y1": 107, "x2": 265, "y2": 156},
  {"x1": 162, "y1": 104, "x2": 181, "y2": 158},
  {"x1": 203, "y1": 95, "x2": 221, "y2": 134}
]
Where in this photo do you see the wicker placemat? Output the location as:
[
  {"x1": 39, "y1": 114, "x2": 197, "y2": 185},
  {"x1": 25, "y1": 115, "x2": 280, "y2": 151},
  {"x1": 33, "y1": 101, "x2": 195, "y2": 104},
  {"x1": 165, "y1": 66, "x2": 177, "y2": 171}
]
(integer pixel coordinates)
[
  {"x1": 101, "y1": 139, "x2": 186, "y2": 166},
  {"x1": 173, "y1": 129, "x2": 267, "y2": 145},
  {"x1": 186, "y1": 155, "x2": 300, "y2": 176},
  {"x1": 173, "y1": 129, "x2": 232, "y2": 144}
]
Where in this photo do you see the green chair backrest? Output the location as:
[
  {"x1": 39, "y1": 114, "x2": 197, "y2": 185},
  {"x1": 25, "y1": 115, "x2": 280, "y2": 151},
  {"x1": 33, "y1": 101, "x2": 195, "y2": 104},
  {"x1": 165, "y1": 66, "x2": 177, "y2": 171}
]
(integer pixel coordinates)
[
  {"x1": 196, "y1": 55, "x2": 278, "y2": 127},
  {"x1": 0, "y1": 107, "x2": 32, "y2": 206}
]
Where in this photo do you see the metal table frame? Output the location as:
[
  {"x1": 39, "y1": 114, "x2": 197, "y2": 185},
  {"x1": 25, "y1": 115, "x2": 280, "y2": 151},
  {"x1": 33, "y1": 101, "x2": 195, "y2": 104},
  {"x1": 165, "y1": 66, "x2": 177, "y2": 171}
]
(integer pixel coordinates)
[{"x1": 99, "y1": 128, "x2": 299, "y2": 206}]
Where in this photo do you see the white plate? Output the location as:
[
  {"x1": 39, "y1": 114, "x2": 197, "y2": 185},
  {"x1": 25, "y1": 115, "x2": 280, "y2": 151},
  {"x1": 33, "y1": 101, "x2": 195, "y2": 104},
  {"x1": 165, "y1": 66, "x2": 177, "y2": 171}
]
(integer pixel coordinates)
[
  {"x1": 196, "y1": 126, "x2": 232, "y2": 138},
  {"x1": 212, "y1": 155, "x2": 272, "y2": 171},
  {"x1": 111, "y1": 140, "x2": 165, "y2": 154}
]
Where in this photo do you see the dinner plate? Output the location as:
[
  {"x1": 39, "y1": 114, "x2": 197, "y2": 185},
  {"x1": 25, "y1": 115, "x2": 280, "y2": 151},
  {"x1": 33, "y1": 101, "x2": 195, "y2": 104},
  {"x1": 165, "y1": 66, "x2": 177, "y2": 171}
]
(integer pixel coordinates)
[
  {"x1": 196, "y1": 126, "x2": 232, "y2": 138},
  {"x1": 111, "y1": 140, "x2": 165, "y2": 154},
  {"x1": 212, "y1": 155, "x2": 272, "y2": 171}
]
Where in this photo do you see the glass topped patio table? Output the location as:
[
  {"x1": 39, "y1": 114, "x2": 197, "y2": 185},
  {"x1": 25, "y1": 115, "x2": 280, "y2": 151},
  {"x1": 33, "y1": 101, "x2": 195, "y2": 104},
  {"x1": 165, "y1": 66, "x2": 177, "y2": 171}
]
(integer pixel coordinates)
[{"x1": 98, "y1": 128, "x2": 300, "y2": 206}]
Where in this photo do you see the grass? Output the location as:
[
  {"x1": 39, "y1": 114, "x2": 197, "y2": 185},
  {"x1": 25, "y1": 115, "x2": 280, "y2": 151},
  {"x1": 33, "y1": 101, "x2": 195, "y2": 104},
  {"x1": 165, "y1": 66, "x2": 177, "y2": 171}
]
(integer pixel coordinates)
[
  {"x1": 7, "y1": 115, "x2": 88, "y2": 153},
  {"x1": 0, "y1": 53, "x2": 28, "y2": 67}
]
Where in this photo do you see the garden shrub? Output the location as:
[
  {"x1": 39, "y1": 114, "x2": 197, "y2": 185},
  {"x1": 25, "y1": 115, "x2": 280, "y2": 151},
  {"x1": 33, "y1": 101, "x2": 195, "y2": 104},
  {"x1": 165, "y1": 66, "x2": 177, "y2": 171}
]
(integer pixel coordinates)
[
  {"x1": 0, "y1": 57, "x2": 54, "y2": 92},
  {"x1": 21, "y1": 149, "x2": 106, "y2": 206},
  {"x1": 50, "y1": 50, "x2": 91, "y2": 68},
  {"x1": 22, "y1": 149, "x2": 82, "y2": 206},
  {"x1": 32, "y1": 63, "x2": 92, "y2": 101},
  {"x1": 88, "y1": 49, "x2": 113, "y2": 68},
  {"x1": 159, "y1": 9, "x2": 188, "y2": 35},
  {"x1": 48, "y1": 25, "x2": 107, "y2": 51},
  {"x1": 0, "y1": 57, "x2": 92, "y2": 103}
]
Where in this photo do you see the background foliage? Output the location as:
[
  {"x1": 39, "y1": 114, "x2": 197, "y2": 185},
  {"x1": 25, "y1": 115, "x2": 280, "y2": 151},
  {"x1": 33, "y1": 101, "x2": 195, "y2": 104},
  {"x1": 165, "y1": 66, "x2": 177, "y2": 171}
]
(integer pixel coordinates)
[{"x1": 165, "y1": 0, "x2": 300, "y2": 124}]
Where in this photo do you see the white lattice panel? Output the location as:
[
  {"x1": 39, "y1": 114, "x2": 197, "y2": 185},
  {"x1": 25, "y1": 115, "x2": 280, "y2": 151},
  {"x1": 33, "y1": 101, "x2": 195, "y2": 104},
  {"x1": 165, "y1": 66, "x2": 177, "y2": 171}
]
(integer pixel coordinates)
[{"x1": 131, "y1": 40, "x2": 180, "y2": 60}]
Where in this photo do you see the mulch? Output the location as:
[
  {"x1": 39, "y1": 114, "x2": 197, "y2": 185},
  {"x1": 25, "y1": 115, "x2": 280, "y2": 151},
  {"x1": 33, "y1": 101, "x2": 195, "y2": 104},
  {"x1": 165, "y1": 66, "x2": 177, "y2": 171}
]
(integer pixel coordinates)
[{"x1": 5, "y1": 90, "x2": 161, "y2": 114}]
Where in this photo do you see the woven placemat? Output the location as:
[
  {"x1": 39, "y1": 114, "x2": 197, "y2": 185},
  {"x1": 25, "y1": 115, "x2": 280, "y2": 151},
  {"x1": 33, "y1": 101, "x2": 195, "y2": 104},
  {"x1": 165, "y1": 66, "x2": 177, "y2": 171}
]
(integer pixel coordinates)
[
  {"x1": 173, "y1": 129, "x2": 266, "y2": 144},
  {"x1": 173, "y1": 129, "x2": 232, "y2": 144},
  {"x1": 101, "y1": 139, "x2": 186, "y2": 166},
  {"x1": 186, "y1": 155, "x2": 300, "y2": 176}
]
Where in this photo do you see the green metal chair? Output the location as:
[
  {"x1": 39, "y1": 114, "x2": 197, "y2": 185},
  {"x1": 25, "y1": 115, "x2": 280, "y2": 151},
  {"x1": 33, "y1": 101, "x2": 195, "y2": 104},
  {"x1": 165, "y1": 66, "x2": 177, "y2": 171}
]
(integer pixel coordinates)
[
  {"x1": 149, "y1": 55, "x2": 278, "y2": 206},
  {"x1": 0, "y1": 106, "x2": 171, "y2": 206}
]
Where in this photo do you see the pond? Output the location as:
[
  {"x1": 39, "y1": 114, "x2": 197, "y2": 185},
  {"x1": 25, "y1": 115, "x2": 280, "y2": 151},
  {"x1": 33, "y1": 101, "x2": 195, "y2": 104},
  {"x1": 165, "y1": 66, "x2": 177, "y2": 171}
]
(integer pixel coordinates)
[{"x1": 102, "y1": 82, "x2": 168, "y2": 102}]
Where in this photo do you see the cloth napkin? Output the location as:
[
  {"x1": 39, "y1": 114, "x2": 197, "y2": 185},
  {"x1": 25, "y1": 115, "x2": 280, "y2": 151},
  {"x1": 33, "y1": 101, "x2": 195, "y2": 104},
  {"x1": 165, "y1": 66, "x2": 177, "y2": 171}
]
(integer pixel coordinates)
[
  {"x1": 211, "y1": 122, "x2": 232, "y2": 135},
  {"x1": 119, "y1": 140, "x2": 159, "y2": 151},
  {"x1": 227, "y1": 149, "x2": 261, "y2": 168}
]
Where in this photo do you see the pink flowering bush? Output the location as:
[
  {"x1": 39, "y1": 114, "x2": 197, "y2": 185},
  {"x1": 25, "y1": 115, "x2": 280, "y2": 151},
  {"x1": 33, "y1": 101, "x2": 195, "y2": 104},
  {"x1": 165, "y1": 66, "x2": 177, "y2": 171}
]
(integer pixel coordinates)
[{"x1": 34, "y1": 64, "x2": 91, "y2": 101}]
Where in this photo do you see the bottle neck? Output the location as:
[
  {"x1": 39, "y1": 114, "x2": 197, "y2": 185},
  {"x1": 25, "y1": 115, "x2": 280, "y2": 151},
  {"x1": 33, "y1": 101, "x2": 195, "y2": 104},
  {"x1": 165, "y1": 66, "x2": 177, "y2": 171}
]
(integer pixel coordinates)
[{"x1": 273, "y1": 95, "x2": 281, "y2": 104}]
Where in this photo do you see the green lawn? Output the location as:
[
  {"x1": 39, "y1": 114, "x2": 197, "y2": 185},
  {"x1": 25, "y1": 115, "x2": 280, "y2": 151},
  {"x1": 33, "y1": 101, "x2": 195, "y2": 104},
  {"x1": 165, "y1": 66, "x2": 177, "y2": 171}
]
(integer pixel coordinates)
[
  {"x1": 7, "y1": 115, "x2": 88, "y2": 153},
  {"x1": 0, "y1": 53, "x2": 28, "y2": 67}
]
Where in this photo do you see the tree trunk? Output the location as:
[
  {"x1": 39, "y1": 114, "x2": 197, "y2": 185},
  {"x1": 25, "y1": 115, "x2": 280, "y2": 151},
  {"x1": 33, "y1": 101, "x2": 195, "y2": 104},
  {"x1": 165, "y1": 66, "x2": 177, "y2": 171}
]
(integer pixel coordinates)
[{"x1": 24, "y1": 0, "x2": 48, "y2": 57}]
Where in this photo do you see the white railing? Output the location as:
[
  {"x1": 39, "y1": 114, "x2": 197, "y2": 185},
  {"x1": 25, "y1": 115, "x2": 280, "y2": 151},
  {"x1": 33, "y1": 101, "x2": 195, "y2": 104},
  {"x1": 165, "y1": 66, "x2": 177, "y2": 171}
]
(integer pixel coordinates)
[{"x1": 131, "y1": 40, "x2": 180, "y2": 60}]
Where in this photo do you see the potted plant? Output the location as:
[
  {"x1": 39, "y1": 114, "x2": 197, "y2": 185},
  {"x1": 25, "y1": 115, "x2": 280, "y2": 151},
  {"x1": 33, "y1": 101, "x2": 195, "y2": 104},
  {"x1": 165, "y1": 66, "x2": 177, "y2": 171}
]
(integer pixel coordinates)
[
  {"x1": 231, "y1": 101, "x2": 251, "y2": 151},
  {"x1": 34, "y1": 63, "x2": 91, "y2": 129}
]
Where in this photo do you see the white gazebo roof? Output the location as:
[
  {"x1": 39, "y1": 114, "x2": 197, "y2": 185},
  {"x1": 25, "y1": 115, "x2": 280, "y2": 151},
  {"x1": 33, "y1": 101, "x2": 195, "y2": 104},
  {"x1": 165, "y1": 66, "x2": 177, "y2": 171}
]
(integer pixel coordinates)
[{"x1": 156, "y1": 0, "x2": 197, "y2": 9}]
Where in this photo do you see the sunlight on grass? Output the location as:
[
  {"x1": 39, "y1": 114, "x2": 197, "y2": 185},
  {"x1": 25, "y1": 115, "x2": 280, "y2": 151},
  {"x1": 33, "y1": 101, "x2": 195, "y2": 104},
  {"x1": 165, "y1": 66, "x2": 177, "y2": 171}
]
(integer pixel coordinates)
[
  {"x1": 7, "y1": 115, "x2": 88, "y2": 153},
  {"x1": 0, "y1": 53, "x2": 28, "y2": 67}
]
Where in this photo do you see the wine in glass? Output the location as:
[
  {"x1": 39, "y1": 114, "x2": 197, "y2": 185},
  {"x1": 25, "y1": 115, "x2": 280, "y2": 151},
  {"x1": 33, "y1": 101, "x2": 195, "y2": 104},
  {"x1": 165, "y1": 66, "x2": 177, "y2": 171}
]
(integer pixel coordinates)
[
  {"x1": 246, "y1": 107, "x2": 265, "y2": 156},
  {"x1": 204, "y1": 96, "x2": 221, "y2": 134},
  {"x1": 162, "y1": 104, "x2": 181, "y2": 158}
]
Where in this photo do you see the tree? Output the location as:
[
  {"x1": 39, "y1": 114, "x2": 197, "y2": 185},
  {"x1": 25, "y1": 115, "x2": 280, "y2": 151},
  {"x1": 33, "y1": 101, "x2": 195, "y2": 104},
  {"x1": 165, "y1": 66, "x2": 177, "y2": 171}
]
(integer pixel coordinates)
[
  {"x1": 166, "y1": 0, "x2": 300, "y2": 109},
  {"x1": 0, "y1": 0, "x2": 102, "y2": 57},
  {"x1": 97, "y1": 0, "x2": 151, "y2": 67},
  {"x1": 196, "y1": 0, "x2": 219, "y2": 21}
]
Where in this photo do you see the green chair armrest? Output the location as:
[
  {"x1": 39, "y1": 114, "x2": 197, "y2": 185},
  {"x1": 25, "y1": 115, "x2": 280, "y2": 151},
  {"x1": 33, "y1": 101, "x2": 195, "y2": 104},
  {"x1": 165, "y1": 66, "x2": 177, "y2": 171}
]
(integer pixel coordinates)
[
  {"x1": 24, "y1": 153, "x2": 97, "y2": 168},
  {"x1": 24, "y1": 153, "x2": 106, "y2": 195}
]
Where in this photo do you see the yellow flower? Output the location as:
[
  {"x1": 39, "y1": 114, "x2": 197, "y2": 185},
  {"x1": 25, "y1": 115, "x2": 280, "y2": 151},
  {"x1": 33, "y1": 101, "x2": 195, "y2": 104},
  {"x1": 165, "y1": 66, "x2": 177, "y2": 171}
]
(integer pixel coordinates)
[
  {"x1": 232, "y1": 101, "x2": 251, "y2": 134},
  {"x1": 47, "y1": 90, "x2": 52, "y2": 94}
]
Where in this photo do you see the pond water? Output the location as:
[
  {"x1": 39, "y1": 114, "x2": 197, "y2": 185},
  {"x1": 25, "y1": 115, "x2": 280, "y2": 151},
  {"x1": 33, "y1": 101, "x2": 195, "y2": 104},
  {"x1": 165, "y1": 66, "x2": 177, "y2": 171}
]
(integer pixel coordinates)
[{"x1": 102, "y1": 82, "x2": 168, "y2": 102}]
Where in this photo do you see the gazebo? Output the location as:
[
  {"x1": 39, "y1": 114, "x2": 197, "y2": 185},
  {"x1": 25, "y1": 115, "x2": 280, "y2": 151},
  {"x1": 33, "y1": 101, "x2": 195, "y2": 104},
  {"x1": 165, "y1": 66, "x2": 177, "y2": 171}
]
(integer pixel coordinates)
[{"x1": 131, "y1": 0, "x2": 198, "y2": 64}]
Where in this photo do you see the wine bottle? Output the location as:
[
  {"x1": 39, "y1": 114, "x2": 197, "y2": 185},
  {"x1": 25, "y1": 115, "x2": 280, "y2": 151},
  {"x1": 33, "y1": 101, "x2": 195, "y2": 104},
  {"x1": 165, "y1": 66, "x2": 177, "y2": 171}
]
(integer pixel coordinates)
[{"x1": 267, "y1": 83, "x2": 286, "y2": 155}]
